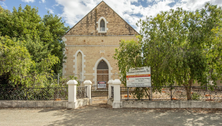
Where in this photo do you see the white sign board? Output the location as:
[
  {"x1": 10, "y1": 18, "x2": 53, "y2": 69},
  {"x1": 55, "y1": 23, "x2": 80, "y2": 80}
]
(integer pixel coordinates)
[
  {"x1": 98, "y1": 81, "x2": 106, "y2": 88},
  {"x1": 126, "y1": 67, "x2": 151, "y2": 87}
]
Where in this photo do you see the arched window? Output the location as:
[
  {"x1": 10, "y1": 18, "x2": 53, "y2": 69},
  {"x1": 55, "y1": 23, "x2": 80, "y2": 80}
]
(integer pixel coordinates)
[
  {"x1": 100, "y1": 19, "x2": 105, "y2": 31},
  {"x1": 77, "y1": 52, "x2": 82, "y2": 79},
  {"x1": 74, "y1": 50, "x2": 86, "y2": 83},
  {"x1": 97, "y1": 17, "x2": 108, "y2": 33}
]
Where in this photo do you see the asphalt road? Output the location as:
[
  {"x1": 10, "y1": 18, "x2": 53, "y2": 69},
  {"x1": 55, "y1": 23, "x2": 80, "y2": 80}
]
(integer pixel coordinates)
[{"x1": 1, "y1": 104, "x2": 222, "y2": 126}]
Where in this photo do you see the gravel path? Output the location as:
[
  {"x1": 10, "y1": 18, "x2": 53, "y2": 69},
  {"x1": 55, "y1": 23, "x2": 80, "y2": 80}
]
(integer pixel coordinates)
[{"x1": 1, "y1": 104, "x2": 222, "y2": 126}]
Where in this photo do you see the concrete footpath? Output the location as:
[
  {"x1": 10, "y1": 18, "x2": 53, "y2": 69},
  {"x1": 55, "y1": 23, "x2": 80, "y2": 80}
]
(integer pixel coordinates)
[{"x1": 1, "y1": 104, "x2": 222, "y2": 126}]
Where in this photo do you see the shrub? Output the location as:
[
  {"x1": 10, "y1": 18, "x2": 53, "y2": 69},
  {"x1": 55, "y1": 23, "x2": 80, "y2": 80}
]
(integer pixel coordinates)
[{"x1": 191, "y1": 92, "x2": 200, "y2": 100}]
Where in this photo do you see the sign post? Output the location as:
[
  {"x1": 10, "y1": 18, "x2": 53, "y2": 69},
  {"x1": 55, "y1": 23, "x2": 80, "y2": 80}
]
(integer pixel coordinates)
[{"x1": 126, "y1": 67, "x2": 151, "y2": 87}]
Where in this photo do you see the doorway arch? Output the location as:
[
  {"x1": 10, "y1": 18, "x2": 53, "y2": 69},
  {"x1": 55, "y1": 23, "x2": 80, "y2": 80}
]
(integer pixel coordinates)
[
  {"x1": 97, "y1": 60, "x2": 109, "y2": 87},
  {"x1": 93, "y1": 57, "x2": 112, "y2": 86}
]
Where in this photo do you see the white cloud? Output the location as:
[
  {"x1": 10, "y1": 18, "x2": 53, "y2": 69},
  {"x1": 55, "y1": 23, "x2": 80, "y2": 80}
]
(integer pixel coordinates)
[
  {"x1": 55, "y1": 0, "x2": 222, "y2": 32},
  {"x1": 0, "y1": 1, "x2": 7, "y2": 9},
  {"x1": 45, "y1": 7, "x2": 54, "y2": 14},
  {"x1": 42, "y1": 0, "x2": 45, "y2": 3},
  {"x1": 21, "y1": 0, "x2": 35, "y2": 3},
  {"x1": 52, "y1": 4, "x2": 59, "y2": 9}
]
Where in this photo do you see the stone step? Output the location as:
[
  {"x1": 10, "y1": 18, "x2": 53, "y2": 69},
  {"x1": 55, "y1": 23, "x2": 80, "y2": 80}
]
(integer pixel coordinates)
[
  {"x1": 92, "y1": 99, "x2": 107, "y2": 102},
  {"x1": 92, "y1": 100, "x2": 107, "y2": 104},
  {"x1": 91, "y1": 97, "x2": 108, "y2": 104},
  {"x1": 92, "y1": 97, "x2": 108, "y2": 100}
]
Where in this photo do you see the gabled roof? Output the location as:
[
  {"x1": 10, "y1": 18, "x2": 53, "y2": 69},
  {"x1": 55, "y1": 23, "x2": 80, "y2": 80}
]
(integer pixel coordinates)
[{"x1": 64, "y1": 1, "x2": 139, "y2": 36}]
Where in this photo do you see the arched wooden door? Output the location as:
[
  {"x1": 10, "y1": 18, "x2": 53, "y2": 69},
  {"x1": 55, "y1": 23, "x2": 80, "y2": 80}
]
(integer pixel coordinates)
[{"x1": 97, "y1": 60, "x2": 108, "y2": 89}]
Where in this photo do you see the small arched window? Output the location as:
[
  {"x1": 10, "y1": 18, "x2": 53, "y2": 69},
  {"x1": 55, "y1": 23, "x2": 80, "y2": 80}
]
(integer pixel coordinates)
[
  {"x1": 97, "y1": 17, "x2": 108, "y2": 33},
  {"x1": 100, "y1": 19, "x2": 105, "y2": 31}
]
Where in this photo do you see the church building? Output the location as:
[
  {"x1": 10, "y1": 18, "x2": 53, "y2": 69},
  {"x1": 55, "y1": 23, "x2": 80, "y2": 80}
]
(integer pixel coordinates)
[{"x1": 62, "y1": 1, "x2": 139, "y2": 87}]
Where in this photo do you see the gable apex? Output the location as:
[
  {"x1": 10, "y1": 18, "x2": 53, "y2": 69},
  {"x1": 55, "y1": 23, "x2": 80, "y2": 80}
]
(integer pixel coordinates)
[{"x1": 65, "y1": 1, "x2": 139, "y2": 36}]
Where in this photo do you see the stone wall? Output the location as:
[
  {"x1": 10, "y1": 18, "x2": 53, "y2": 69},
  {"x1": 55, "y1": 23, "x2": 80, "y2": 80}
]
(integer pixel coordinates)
[
  {"x1": 63, "y1": 1, "x2": 139, "y2": 85},
  {"x1": 66, "y1": 1, "x2": 138, "y2": 36},
  {"x1": 63, "y1": 35, "x2": 137, "y2": 84},
  {"x1": 0, "y1": 98, "x2": 89, "y2": 109},
  {"x1": 108, "y1": 100, "x2": 222, "y2": 109}
]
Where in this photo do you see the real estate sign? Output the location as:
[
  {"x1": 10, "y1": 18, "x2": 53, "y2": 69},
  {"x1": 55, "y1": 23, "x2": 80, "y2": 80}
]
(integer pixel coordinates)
[
  {"x1": 98, "y1": 81, "x2": 106, "y2": 88},
  {"x1": 126, "y1": 67, "x2": 151, "y2": 87}
]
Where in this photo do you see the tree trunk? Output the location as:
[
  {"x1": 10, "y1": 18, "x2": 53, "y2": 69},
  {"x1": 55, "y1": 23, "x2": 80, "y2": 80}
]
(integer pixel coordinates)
[
  {"x1": 185, "y1": 79, "x2": 193, "y2": 100},
  {"x1": 186, "y1": 85, "x2": 192, "y2": 100}
]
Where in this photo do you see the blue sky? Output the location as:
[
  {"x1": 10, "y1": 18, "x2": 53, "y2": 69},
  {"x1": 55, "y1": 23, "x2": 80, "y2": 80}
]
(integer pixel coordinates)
[{"x1": 1, "y1": 0, "x2": 222, "y2": 31}]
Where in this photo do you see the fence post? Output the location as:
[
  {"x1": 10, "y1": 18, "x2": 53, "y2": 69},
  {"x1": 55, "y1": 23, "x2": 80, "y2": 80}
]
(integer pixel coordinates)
[
  {"x1": 83, "y1": 80, "x2": 92, "y2": 105},
  {"x1": 108, "y1": 79, "x2": 113, "y2": 99},
  {"x1": 127, "y1": 87, "x2": 129, "y2": 100},
  {"x1": 150, "y1": 86, "x2": 152, "y2": 100},
  {"x1": 26, "y1": 88, "x2": 28, "y2": 100},
  {"x1": 171, "y1": 85, "x2": 172, "y2": 100},
  {"x1": 57, "y1": 73, "x2": 59, "y2": 84},
  {"x1": 67, "y1": 80, "x2": 78, "y2": 109},
  {"x1": 112, "y1": 79, "x2": 122, "y2": 108}
]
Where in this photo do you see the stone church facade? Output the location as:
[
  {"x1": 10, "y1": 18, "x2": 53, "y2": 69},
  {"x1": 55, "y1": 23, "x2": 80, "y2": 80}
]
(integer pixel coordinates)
[{"x1": 62, "y1": 1, "x2": 138, "y2": 86}]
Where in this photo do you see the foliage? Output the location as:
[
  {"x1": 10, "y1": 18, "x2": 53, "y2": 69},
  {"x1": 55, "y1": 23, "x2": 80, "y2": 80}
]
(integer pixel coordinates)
[
  {"x1": 132, "y1": 87, "x2": 151, "y2": 100},
  {"x1": 69, "y1": 75, "x2": 78, "y2": 80},
  {"x1": 0, "y1": 36, "x2": 32, "y2": 87},
  {"x1": 0, "y1": 5, "x2": 69, "y2": 88},
  {"x1": 138, "y1": 3, "x2": 222, "y2": 100},
  {"x1": 0, "y1": 86, "x2": 68, "y2": 100},
  {"x1": 114, "y1": 39, "x2": 143, "y2": 86},
  {"x1": 115, "y1": 3, "x2": 222, "y2": 100},
  {"x1": 50, "y1": 75, "x2": 79, "y2": 88},
  {"x1": 114, "y1": 39, "x2": 149, "y2": 100},
  {"x1": 191, "y1": 92, "x2": 200, "y2": 100},
  {"x1": 132, "y1": 87, "x2": 144, "y2": 100},
  {"x1": 0, "y1": 36, "x2": 60, "y2": 88},
  {"x1": 42, "y1": 12, "x2": 69, "y2": 74}
]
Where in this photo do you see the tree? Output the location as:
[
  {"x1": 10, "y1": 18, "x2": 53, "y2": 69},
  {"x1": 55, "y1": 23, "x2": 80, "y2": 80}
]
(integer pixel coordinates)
[
  {"x1": 114, "y1": 39, "x2": 143, "y2": 85},
  {"x1": 137, "y1": 3, "x2": 222, "y2": 100},
  {"x1": 0, "y1": 35, "x2": 60, "y2": 88},
  {"x1": 0, "y1": 5, "x2": 67, "y2": 88},
  {"x1": 114, "y1": 39, "x2": 147, "y2": 100},
  {"x1": 42, "y1": 12, "x2": 69, "y2": 75},
  {"x1": 114, "y1": 3, "x2": 222, "y2": 100},
  {"x1": 0, "y1": 5, "x2": 69, "y2": 75},
  {"x1": 0, "y1": 36, "x2": 32, "y2": 88}
]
